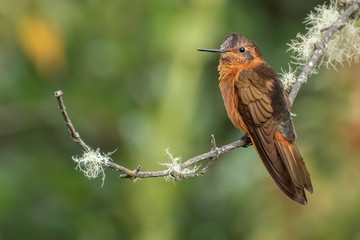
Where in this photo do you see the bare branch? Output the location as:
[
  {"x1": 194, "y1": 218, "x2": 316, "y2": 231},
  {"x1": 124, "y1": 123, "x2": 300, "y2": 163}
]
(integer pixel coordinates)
[
  {"x1": 55, "y1": 1, "x2": 360, "y2": 182},
  {"x1": 55, "y1": 90, "x2": 92, "y2": 151}
]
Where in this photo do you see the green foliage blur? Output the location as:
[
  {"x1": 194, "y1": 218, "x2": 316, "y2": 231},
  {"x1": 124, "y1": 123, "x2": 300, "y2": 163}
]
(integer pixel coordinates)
[{"x1": 1, "y1": 0, "x2": 360, "y2": 239}]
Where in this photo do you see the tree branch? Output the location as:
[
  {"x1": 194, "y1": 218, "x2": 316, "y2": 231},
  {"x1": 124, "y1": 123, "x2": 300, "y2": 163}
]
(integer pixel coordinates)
[
  {"x1": 55, "y1": 90, "x2": 91, "y2": 151},
  {"x1": 55, "y1": 1, "x2": 360, "y2": 181},
  {"x1": 55, "y1": 88, "x2": 251, "y2": 179},
  {"x1": 288, "y1": 0, "x2": 360, "y2": 104}
]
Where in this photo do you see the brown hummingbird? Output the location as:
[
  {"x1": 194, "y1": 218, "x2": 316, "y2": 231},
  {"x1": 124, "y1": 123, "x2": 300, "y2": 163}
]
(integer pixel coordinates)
[{"x1": 198, "y1": 33, "x2": 313, "y2": 205}]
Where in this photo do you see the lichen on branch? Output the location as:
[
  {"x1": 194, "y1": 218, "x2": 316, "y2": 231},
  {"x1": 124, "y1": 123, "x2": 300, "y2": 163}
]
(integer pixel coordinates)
[
  {"x1": 281, "y1": 0, "x2": 360, "y2": 92},
  {"x1": 73, "y1": 149, "x2": 114, "y2": 187}
]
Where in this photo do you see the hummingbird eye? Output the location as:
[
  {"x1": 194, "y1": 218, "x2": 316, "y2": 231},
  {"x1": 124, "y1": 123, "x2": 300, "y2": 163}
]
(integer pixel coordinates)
[{"x1": 239, "y1": 47, "x2": 245, "y2": 53}]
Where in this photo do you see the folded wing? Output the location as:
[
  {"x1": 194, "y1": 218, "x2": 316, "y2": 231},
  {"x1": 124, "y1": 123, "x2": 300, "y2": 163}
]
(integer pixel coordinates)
[{"x1": 236, "y1": 68, "x2": 313, "y2": 204}]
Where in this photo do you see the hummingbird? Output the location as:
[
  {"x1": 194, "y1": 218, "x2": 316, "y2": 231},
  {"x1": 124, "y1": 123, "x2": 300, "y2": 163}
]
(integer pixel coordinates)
[{"x1": 198, "y1": 33, "x2": 313, "y2": 205}]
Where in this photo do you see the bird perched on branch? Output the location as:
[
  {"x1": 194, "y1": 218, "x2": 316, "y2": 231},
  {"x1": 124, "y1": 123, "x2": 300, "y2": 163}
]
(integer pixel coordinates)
[{"x1": 198, "y1": 33, "x2": 313, "y2": 205}]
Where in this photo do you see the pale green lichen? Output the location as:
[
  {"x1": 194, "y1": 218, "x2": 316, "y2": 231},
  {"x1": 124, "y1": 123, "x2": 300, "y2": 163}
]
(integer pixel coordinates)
[
  {"x1": 288, "y1": 0, "x2": 341, "y2": 66},
  {"x1": 281, "y1": 0, "x2": 360, "y2": 89},
  {"x1": 161, "y1": 148, "x2": 199, "y2": 181},
  {"x1": 280, "y1": 64, "x2": 298, "y2": 91},
  {"x1": 72, "y1": 149, "x2": 113, "y2": 187},
  {"x1": 339, "y1": 0, "x2": 356, "y2": 4}
]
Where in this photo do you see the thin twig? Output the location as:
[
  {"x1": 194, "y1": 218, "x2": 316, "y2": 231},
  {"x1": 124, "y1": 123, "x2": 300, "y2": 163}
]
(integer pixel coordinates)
[
  {"x1": 197, "y1": 135, "x2": 219, "y2": 176},
  {"x1": 55, "y1": 91, "x2": 141, "y2": 177},
  {"x1": 54, "y1": 90, "x2": 91, "y2": 151},
  {"x1": 55, "y1": 1, "x2": 360, "y2": 180}
]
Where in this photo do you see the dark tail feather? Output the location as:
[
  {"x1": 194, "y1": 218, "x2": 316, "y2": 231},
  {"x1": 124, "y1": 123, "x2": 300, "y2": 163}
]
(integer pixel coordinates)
[
  {"x1": 274, "y1": 131, "x2": 313, "y2": 193},
  {"x1": 249, "y1": 130, "x2": 313, "y2": 205},
  {"x1": 274, "y1": 131, "x2": 313, "y2": 196}
]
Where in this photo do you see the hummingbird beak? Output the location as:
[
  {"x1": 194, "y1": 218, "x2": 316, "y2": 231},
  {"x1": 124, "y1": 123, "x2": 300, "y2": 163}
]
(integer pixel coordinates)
[{"x1": 197, "y1": 48, "x2": 227, "y2": 53}]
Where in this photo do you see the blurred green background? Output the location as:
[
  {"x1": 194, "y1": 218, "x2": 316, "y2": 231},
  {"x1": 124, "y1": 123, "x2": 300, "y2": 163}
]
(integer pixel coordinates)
[{"x1": 1, "y1": 0, "x2": 360, "y2": 239}]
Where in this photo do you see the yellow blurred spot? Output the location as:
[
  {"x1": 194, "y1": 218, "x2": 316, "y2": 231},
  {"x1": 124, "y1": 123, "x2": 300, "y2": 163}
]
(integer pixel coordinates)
[{"x1": 17, "y1": 15, "x2": 66, "y2": 76}]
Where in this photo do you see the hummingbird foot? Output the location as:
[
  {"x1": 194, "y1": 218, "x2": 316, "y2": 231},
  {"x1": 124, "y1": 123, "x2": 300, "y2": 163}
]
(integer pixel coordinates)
[{"x1": 240, "y1": 134, "x2": 252, "y2": 148}]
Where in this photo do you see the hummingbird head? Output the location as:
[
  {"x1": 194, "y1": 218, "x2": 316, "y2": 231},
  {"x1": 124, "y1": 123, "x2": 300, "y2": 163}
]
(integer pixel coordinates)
[{"x1": 198, "y1": 33, "x2": 262, "y2": 66}]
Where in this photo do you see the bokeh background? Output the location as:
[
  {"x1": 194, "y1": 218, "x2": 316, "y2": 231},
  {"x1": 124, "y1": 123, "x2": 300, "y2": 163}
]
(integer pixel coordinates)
[{"x1": 1, "y1": 0, "x2": 360, "y2": 239}]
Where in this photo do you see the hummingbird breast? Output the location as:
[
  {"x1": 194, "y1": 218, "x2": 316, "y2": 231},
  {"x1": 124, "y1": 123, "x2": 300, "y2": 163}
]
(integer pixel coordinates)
[{"x1": 218, "y1": 68, "x2": 249, "y2": 134}]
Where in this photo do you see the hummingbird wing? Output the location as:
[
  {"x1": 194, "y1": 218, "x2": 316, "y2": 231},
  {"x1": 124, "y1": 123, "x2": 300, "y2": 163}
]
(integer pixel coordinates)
[{"x1": 235, "y1": 67, "x2": 313, "y2": 205}]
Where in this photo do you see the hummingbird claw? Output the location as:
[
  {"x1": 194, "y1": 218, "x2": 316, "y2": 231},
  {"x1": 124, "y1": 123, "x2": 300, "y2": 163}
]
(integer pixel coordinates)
[{"x1": 240, "y1": 134, "x2": 252, "y2": 148}]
